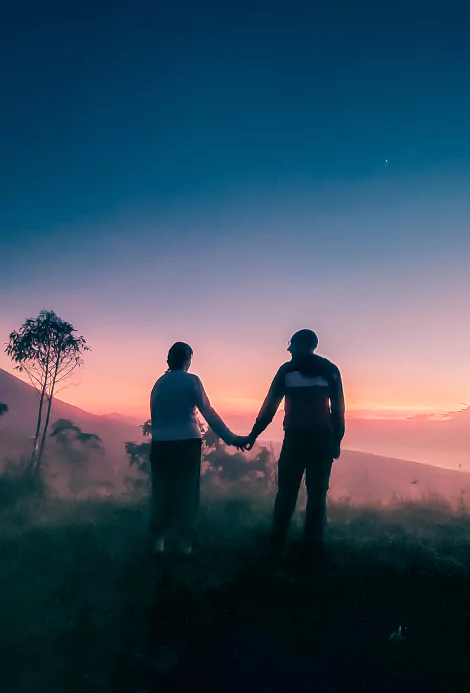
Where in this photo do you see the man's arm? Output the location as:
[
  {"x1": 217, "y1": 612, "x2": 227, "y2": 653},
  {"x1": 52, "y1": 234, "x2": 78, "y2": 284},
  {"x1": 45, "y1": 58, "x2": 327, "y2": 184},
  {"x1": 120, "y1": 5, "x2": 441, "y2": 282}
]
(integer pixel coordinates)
[
  {"x1": 194, "y1": 377, "x2": 235, "y2": 445},
  {"x1": 249, "y1": 367, "x2": 286, "y2": 440},
  {"x1": 330, "y1": 367, "x2": 345, "y2": 448}
]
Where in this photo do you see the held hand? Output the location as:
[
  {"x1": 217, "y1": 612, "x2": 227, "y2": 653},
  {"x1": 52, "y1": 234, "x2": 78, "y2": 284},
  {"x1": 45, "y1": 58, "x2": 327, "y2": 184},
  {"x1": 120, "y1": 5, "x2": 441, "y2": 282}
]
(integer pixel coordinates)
[
  {"x1": 244, "y1": 435, "x2": 256, "y2": 451},
  {"x1": 233, "y1": 435, "x2": 249, "y2": 451},
  {"x1": 332, "y1": 441, "x2": 341, "y2": 460},
  {"x1": 233, "y1": 435, "x2": 255, "y2": 452}
]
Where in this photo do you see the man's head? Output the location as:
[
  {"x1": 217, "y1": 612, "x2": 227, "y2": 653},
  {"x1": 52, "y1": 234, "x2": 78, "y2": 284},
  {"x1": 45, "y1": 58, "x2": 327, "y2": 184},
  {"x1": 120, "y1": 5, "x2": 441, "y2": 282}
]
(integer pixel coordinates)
[
  {"x1": 287, "y1": 329, "x2": 319, "y2": 357},
  {"x1": 167, "y1": 342, "x2": 193, "y2": 371}
]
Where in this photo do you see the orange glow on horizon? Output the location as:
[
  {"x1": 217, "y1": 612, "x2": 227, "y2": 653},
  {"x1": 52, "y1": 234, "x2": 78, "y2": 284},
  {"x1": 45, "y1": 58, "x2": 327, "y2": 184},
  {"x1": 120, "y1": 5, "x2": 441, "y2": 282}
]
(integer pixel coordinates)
[
  {"x1": 0, "y1": 341, "x2": 467, "y2": 425},
  {"x1": 54, "y1": 384, "x2": 465, "y2": 424}
]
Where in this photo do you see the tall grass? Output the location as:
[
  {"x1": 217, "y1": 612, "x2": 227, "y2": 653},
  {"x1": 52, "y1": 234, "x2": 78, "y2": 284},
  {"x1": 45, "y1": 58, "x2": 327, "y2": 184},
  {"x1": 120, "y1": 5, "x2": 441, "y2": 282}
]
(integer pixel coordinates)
[{"x1": 1, "y1": 494, "x2": 470, "y2": 692}]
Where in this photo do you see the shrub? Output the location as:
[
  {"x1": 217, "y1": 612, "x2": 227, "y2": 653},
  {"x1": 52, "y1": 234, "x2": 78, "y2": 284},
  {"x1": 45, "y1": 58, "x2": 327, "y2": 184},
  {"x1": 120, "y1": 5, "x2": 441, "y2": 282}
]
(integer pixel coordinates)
[{"x1": 0, "y1": 456, "x2": 47, "y2": 509}]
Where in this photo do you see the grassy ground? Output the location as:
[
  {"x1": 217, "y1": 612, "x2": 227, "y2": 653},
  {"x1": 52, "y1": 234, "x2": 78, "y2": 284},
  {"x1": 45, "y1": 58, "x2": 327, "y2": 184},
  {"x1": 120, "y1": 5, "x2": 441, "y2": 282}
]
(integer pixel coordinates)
[{"x1": 1, "y1": 494, "x2": 470, "y2": 692}]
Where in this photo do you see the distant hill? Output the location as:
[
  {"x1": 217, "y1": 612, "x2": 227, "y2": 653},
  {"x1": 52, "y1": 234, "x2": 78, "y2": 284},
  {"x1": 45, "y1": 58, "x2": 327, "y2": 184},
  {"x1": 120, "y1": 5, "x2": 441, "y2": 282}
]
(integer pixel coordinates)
[
  {"x1": 344, "y1": 408, "x2": 470, "y2": 470},
  {"x1": 261, "y1": 442, "x2": 470, "y2": 505},
  {"x1": 331, "y1": 449, "x2": 470, "y2": 504},
  {"x1": 0, "y1": 368, "x2": 141, "y2": 476},
  {"x1": 223, "y1": 406, "x2": 470, "y2": 471},
  {"x1": 99, "y1": 412, "x2": 145, "y2": 427}
]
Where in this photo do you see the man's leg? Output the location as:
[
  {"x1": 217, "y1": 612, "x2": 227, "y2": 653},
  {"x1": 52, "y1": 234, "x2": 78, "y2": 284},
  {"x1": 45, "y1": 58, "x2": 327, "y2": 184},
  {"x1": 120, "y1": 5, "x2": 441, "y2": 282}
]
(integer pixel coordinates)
[
  {"x1": 150, "y1": 442, "x2": 173, "y2": 551},
  {"x1": 172, "y1": 439, "x2": 202, "y2": 553},
  {"x1": 304, "y1": 433, "x2": 334, "y2": 550},
  {"x1": 270, "y1": 435, "x2": 305, "y2": 549}
]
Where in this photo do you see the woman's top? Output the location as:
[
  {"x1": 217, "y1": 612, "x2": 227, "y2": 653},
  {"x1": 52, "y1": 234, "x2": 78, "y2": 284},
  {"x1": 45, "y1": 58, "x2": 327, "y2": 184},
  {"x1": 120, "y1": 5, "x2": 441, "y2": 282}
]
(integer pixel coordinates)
[{"x1": 150, "y1": 370, "x2": 234, "y2": 444}]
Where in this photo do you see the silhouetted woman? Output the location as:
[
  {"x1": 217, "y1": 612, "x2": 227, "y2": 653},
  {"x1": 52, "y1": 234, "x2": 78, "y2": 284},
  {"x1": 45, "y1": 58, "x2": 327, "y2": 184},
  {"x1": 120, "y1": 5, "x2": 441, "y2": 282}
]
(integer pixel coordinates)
[{"x1": 150, "y1": 342, "x2": 238, "y2": 554}]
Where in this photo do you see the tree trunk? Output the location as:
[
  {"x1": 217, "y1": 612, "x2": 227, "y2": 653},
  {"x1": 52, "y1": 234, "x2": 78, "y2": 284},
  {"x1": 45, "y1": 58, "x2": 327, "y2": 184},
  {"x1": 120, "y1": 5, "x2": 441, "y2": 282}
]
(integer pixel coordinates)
[
  {"x1": 36, "y1": 357, "x2": 60, "y2": 471},
  {"x1": 36, "y1": 395, "x2": 52, "y2": 472},
  {"x1": 30, "y1": 380, "x2": 47, "y2": 469},
  {"x1": 30, "y1": 345, "x2": 51, "y2": 470}
]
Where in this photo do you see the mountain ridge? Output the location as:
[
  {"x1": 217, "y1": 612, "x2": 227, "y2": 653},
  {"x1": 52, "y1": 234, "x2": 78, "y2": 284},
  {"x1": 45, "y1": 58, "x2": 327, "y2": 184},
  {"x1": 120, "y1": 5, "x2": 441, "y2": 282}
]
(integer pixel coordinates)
[{"x1": 0, "y1": 368, "x2": 141, "y2": 470}]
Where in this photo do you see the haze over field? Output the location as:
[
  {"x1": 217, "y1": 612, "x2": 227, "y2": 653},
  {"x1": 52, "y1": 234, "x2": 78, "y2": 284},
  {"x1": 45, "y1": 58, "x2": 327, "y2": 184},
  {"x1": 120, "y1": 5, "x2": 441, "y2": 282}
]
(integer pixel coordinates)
[{"x1": 2, "y1": 367, "x2": 469, "y2": 503}]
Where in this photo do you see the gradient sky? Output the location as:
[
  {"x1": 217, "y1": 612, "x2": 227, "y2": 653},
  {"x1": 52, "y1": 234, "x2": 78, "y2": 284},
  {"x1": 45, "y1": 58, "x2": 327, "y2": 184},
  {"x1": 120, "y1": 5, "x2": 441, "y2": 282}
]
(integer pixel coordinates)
[{"x1": 2, "y1": 0, "x2": 469, "y2": 420}]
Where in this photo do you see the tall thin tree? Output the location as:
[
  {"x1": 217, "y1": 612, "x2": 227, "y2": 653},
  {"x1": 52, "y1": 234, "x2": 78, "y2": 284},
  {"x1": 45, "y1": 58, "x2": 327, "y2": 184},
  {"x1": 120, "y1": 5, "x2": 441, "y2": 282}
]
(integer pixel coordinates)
[{"x1": 5, "y1": 310, "x2": 89, "y2": 471}]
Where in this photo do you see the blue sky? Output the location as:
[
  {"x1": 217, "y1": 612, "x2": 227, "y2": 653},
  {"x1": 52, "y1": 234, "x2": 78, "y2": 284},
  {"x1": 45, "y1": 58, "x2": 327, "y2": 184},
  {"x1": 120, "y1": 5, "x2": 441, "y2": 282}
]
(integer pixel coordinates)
[{"x1": 2, "y1": 0, "x2": 469, "y2": 417}]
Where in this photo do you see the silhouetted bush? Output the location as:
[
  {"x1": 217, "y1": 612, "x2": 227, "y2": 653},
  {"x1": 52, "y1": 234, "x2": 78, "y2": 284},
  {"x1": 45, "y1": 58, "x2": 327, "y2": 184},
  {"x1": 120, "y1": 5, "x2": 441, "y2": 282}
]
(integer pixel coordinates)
[
  {"x1": 124, "y1": 421, "x2": 276, "y2": 495},
  {"x1": 0, "y1": 456, "x2": 47, "y2": 509}
]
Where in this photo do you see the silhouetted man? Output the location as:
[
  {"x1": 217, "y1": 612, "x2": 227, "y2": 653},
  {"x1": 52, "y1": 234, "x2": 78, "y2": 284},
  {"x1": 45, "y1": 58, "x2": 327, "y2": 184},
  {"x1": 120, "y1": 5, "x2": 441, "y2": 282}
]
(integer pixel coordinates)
[{"x1": 247, "y1": 330, "x2": 345, "y2": 553}]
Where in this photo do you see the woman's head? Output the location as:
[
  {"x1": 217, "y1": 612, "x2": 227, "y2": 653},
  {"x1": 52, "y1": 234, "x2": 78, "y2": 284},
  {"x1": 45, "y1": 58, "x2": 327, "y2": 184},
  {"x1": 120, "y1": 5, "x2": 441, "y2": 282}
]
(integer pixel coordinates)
[{"x1": 167, "y1": 342, "x2": 193, "y2": 371}]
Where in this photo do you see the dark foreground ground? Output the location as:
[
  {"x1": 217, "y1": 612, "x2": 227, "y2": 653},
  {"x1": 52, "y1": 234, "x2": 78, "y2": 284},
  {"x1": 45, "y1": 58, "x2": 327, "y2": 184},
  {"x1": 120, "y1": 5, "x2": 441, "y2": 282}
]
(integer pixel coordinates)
[{"x1": 1, "y1": 494, "x2": 470, "y2": 693}]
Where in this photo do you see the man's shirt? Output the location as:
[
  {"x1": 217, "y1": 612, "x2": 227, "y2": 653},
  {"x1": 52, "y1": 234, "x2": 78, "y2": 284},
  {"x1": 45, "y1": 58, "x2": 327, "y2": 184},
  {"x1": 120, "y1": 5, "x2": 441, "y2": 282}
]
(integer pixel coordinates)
[{"x1": 251, "y1": 354, "x2": 345, "y2": 442}]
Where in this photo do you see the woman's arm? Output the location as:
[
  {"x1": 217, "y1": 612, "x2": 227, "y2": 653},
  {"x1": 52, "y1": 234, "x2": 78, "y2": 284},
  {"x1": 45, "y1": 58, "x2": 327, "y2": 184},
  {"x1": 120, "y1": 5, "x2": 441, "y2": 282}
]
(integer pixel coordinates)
[{"x1": 194, "y1": 377, "x2": 236, "y2": 445}]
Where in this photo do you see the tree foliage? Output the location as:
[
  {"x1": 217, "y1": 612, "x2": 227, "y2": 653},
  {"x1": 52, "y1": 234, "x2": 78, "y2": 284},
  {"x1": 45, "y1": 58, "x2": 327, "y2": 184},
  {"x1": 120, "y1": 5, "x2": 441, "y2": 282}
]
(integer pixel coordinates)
[
  {"x1": 50, "y1": 419, "x2": 104, "y2": 459},
  {"x1": 5, "y1": 310, "x2": 89, "y2": 471},
  {"x1": 202, "y1": 428, "x2": 273, "y2": 483},
  {"x1": 124, "y1": 419, "x2": 275, "y2": 492},
  {"x1": 50, "y1": 419, "x2": 104, "y2": 495},
  {"x1": 125, "y1": 420, "x2": 151, "y2": 491}
]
